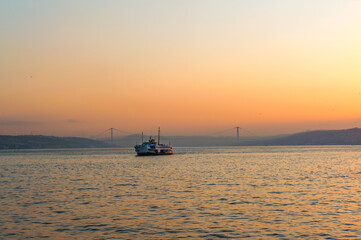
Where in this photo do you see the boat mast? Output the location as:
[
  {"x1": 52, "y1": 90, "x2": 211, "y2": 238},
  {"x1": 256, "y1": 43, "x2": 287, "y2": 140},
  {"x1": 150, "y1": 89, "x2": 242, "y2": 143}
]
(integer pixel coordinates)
[
  {"x1": 142, "y1": 131, "x2": 144, "y2": 143},
  {"x1": 158, "y1": 127, "x2": 160, "y2": 144}
]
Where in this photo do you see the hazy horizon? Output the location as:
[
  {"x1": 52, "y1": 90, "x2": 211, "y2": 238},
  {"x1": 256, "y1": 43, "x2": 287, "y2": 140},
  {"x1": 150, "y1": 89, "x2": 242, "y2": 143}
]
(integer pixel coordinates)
[
  {"x1": 1, "y1": 120, "x2": 361, "y2": 139},
  {"x1": 1, "y1": 1, "x2": 360, "y2": 137}
]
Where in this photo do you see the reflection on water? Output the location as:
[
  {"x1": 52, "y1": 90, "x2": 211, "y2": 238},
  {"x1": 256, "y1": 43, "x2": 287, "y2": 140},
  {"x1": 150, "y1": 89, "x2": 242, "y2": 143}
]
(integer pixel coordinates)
[{"x1": 1, "y1": 146, "x2": 361, "y2": 239}]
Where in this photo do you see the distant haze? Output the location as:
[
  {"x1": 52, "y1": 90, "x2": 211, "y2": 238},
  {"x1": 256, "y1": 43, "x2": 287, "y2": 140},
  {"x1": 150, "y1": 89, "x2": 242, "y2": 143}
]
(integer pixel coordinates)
[{"x1": 1, "y1": 1, "x2": 361, "y2": 137}]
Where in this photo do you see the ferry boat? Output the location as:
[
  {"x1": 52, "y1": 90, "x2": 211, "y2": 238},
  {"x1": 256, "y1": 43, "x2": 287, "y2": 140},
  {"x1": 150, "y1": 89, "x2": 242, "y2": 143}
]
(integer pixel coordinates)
[{"x1": 134, "y1": 128, "x2": 173, "y2": 156}]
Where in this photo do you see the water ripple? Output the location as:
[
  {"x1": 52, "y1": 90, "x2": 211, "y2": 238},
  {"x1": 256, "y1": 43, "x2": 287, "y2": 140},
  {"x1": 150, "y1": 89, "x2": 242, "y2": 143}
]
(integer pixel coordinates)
[{"x1": 1, "y1": 146, "x2": 361, "y2": 239}]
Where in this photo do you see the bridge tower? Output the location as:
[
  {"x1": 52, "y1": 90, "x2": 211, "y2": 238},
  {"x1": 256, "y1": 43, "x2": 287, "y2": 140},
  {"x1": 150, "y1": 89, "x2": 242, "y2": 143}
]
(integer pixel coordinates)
[{"x1": 235, "y1": 126, "x2": 241, "y2": 145}]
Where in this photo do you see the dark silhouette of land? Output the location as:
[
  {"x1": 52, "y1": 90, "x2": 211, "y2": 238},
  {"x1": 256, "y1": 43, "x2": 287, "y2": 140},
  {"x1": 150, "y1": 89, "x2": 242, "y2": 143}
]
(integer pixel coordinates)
[
  {"x1": 247, "y1": 127, "x2": 361, "y2": 146},
  {"x1": 1, "y1": 128, "x2": 361, "y2": 149},
  {"x1": 112, "y1": 127, "x2": 361, "y2": 147},
  {"x1": 0, "y1": 135, "x2": 113, "y2": 149}
]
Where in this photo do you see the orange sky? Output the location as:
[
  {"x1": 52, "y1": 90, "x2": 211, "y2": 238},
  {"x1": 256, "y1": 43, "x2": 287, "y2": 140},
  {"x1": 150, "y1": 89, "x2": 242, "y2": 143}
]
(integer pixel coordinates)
[{"x1": 1, "y1": 1, "x2": 361, "y2": 137}]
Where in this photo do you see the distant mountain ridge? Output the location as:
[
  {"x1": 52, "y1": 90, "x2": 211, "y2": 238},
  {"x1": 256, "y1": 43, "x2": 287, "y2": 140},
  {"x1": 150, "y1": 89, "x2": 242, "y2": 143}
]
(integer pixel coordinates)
[
  {"x1": 111, "y1": 128, "x2": 361, "y2": 147},
  {"x1": 250, "y1": 127, "x2": 361, "y2": 146},
  {"x1": 0, "y1": 135, "x2": 112, "y2": 149},
  {"x1": 1, "y1": 128, "x2": 361, "y2": 149}
]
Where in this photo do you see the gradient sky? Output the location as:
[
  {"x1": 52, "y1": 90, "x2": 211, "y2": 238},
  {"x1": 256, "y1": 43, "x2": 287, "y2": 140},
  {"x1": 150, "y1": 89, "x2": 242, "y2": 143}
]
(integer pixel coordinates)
[{"x1": 1, "y1": 0, "x2": 361, "y2": 137}]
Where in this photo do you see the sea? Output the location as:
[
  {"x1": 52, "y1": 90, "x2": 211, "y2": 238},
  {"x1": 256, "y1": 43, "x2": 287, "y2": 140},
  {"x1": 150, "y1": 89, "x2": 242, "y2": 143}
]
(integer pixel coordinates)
[{"x1": 1, "y1": 146, "x2": 361, "y2": 239}]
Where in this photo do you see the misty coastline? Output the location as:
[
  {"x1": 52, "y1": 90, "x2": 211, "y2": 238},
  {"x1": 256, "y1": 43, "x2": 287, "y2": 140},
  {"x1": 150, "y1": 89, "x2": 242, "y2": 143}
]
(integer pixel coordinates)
[
  {"x1": 1, "y1": 128, "x2": 361, "y2": 149},
  {"x1": 0, "y1": 135, "x2": 113, "y2": 150}
]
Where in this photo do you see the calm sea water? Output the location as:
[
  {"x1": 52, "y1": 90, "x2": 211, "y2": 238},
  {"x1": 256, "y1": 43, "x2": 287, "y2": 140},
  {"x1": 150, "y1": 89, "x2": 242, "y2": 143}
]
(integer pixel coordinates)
[{"x1": 1, "y1": 146, "x2": 361, "y2": 239}]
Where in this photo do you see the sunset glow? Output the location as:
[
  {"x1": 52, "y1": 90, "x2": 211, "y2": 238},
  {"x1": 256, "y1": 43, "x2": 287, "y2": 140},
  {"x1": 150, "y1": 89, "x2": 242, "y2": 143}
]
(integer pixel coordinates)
[{"x1": 1, "y1": 1, "x2": 361, "y2": 136}]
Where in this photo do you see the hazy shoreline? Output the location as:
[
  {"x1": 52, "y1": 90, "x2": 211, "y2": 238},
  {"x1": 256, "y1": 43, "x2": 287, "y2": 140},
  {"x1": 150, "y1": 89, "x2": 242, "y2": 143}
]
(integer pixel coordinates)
[{"x1": 1, "y1": 128, "x2": 361, "y2": 149}]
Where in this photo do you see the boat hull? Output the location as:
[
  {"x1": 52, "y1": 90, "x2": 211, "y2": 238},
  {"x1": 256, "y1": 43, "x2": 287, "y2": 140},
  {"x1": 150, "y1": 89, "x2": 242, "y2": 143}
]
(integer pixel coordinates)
[
  {"x1": 135, "y1": 145, "x2": 173, "y2": 156},
  {"x1": 136, "y1": 151, "x2": 173, "y2": 156}
]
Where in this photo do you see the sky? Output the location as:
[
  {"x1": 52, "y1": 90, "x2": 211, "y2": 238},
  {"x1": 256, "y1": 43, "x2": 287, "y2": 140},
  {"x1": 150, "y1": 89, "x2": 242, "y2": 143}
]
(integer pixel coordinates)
[{"x1": 1, "y1": 0, "x2": 361, "y2": 137}]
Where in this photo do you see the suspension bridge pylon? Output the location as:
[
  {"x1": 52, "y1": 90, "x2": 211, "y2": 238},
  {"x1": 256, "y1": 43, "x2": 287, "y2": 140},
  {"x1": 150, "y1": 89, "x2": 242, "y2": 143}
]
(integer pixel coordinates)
[
  {"x1": 235, "y1": 126, "x2": 241, "y2": 145},
  {"x1": 93, "y1": 128, "x2": 132, "y2": 145}
]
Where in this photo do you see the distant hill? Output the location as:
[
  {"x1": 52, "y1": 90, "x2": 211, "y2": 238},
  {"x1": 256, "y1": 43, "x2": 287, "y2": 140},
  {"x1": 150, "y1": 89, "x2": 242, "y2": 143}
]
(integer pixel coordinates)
[
  {"x1": 2, "y1": 128, "x2": 361, "y2": 149},
  {"x1": 248, "y1": 128, "x2": 361, "y2": 146},
  {"x1": 0, "y1": 135, "x2": 113, "y2": 149},
  {"x1": 114, "y1": 128, "x2": 361, "y2": 147}
]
